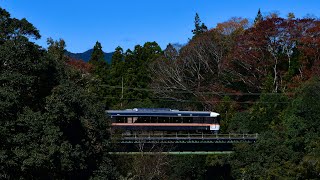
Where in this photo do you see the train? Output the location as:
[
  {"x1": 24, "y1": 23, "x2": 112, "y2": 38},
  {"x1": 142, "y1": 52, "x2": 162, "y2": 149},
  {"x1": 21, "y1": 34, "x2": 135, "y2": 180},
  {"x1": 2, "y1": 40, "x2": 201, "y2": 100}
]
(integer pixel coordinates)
[{"x1": 106, "y1": 108, "x2": 221, "y2": 134}]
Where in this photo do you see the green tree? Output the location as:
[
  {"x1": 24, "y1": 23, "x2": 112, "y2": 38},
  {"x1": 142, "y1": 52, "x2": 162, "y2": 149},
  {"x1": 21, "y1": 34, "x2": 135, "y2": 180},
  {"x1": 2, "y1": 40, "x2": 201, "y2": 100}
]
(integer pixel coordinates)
[
  {"x1": 89, "y1": 41, "x2": 108, "y2": 80},
  {"x1": 121, "y1": 42, "x2": 162, "y2": 107},
  {"x1": 287, "y1": 12, "x2": 295, "y2": 20},
  {"x1": 254, "y1": 8, "x2": 263, "y2": 25},
  {"x1": 109, "y1": 46, "x2": 125, "y2": 107},
  {"x1": 169, "y1": 155, "x2": 207, "y2": 180},
  {"x1": 87, "y1": 41, "x2": 110, "y2": 107},
  {"x1": 164, "y1": 43, "x2": 178, "y2": 58},
  {"x1": 192, "y1": 13, "x2": 208, "y2": 37},
  {"x1": 0, "y1": 8, "x2": 115, "y2": 179},
  {"x1": 89, "y1": 41, "x2": 105, "y2": 65},
  {"x1": 0, "y1": 7, "x2": 40, "y2": 44},
  {"x1": 229, "y1": 79, "x2": 320, "y2": 179}
]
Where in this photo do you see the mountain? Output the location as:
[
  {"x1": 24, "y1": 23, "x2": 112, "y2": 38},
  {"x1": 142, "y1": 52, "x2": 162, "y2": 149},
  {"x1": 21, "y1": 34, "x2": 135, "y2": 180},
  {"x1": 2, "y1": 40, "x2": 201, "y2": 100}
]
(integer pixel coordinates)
[{"x1": 66, "y1": 49, "x2": 113, "y2": 63}]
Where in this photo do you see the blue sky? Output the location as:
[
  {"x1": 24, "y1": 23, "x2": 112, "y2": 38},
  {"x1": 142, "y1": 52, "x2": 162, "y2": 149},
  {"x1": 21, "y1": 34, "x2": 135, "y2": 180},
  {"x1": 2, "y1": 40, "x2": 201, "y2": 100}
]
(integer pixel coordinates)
[{"x1": 1, "y1": 0, "x2": 319, "y2": 53}]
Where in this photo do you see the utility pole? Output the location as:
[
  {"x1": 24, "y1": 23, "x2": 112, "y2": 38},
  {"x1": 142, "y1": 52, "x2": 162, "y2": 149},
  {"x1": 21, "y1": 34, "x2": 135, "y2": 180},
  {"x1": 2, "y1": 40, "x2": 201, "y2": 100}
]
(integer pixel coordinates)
[{"x1": 121, "y1": 76, "x2": 124, "y2": 108}]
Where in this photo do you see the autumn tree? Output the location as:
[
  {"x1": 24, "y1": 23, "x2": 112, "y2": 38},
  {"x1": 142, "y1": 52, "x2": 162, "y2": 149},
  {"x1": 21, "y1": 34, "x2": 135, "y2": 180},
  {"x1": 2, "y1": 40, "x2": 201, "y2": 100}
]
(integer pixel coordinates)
[
  {"x1": 66, "y1": 57, "x2": 93, "y2": 74},
  {"x1": 227, "y1": 17, "x2": 307, "y2": 93},
  {"x1": 297, "y1": 19, "x2": 320, "y2": 79},
  {"x1": 151, "y1": 30, "x2": 230, "y2": 110},
  {"x1": 216, "y1": 17, "x2": 249, "y2": 36}
]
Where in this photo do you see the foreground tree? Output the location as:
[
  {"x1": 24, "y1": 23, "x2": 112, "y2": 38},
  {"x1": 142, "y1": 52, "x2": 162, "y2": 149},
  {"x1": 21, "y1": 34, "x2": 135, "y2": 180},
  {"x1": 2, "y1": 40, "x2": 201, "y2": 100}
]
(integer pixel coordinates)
[
  {"x1": 0, "y1": 8, "x2": 115, "y2": 179},
  {"x1": 0, "y1": 7, "x2": 40, "y2": 44},
  {"x1": 229, "y1": 79, "x2": 320, "y2": 179}
]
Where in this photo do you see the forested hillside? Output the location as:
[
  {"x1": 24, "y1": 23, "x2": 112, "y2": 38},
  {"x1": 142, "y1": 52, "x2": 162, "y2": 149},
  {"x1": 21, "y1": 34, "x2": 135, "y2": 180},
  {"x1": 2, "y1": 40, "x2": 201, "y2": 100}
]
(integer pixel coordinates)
[
  {"x1": 2, "y1": 6, "x2": 320, "y2": 179},
  {"x1": 66, "y1": 49, "x2": 113, "y2": 63}
]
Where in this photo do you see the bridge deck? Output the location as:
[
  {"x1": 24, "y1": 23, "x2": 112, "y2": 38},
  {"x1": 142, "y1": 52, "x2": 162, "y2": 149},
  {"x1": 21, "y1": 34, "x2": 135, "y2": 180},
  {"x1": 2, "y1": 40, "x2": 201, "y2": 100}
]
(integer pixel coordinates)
[{"x1": 112, "y1": 133, "x2": 258, "y2": 144}]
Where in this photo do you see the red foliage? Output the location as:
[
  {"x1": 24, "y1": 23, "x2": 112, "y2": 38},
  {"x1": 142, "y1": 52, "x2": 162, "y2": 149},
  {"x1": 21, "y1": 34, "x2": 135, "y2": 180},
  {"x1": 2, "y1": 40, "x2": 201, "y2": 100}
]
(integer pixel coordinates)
[
  {"x1": 298, "y1": 20, "x2": 320, "y2": 78},
  {"x1": 66, "y1": 57, "x2": 92, "y2": 73},
  {"x1": 229, "y1": 17, "x2": 320, "y2": 93}
]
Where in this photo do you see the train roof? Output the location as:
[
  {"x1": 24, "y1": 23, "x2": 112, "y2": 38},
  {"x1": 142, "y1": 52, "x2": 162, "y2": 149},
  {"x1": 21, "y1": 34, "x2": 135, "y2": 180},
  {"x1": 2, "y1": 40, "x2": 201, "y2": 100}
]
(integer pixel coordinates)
[{"x1": 106, "y1": 108, "x2": 220, "y2": 117}]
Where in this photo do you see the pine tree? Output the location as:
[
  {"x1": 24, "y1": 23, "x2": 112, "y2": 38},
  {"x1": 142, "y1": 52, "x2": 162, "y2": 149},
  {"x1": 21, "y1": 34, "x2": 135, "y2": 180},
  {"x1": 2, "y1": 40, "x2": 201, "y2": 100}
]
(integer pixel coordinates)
[
  {"x1": 287, "y1": 12, "x2": 295, "y2": 20},
  {"x1": 88, "y1": 41, "x2": 108, "y2": 78},
  {"x1": 164, "y1": 43, "x2": 178, "y2": 59},
  {"x1": 254, "y1": 9, "x2": 263, "y2": 25},
  {"x1": 111, "y1": 46, "x2": 124, "y2": 66},
  {"x1": 109, "y1": 46, "x2": 125, "y2": 106},
  {"x1": 192, "y1": 13, "x2": 208, "y2": 37},
  {"x1": 89, "y1": 41, "x2": 105, "y2": 65}
]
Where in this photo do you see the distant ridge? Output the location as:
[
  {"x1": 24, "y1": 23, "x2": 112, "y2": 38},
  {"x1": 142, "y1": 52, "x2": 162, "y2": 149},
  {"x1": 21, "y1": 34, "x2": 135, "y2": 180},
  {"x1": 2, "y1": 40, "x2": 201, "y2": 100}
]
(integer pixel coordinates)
[{"x1": 66, "y1": 49, "x2": 113, "y2": 63}]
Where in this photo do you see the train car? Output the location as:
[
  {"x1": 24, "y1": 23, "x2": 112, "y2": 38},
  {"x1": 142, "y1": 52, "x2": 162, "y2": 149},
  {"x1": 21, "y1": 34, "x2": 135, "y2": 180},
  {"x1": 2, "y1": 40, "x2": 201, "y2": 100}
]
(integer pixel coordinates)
[{"x1": 106, "y1": 108, "x2": 221, "y2": 133}]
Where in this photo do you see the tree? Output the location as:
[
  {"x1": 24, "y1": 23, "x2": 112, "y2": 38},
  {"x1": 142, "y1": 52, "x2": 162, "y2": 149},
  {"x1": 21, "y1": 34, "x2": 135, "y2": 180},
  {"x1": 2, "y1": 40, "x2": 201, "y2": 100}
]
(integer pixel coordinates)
[
  {"x1": 228, "y1": 79, "x2": 320, "y2": 179},
  {"x1": 88, "y1": 41, "x2": 108, "y2": 78},
  {"x1": 0, "y1": 8, "x2": 115, "y2": 178},
  {"x1": 89, "y1": 41, "x2": 105, "y2": 65},
  {"x1": 297, "y1": 19, "x2": 320, "y2": 79},
  {"x1": 87, "y1": 41, "x2": 110, "y2": 107},
  {"x1": 131, "y1": 143, "x2": 170, "y2": 180},
  {"x1": 216, "y1": 17, "x2": 249, "y2": 36},
  {"x1": 287, "y1": 12, "x2": 295, "y2": 20},
  {"x1": 0, "y1": 7, "x2": 40, "y2": 44},
  {"x1": 254, "y1": 9, "x2": 263, "y2": 25},
  {"x1": 66, "y1": 57, "x2": 93, "y2": 74},
  {"x1": 109, "y1": 46, "x2": 125, "y2": 107},
  {"x1": 192, "y1": 13, "x2": 208, "y2": 37},
  {"x1": 121, "y1": 42, "x2": 162, "y2": 107},
  {"x1": 169, "y1": 155, "x2": 207, "y2": 180},
  {"x1": 151, "y1": 30, "x2": 229, "y2": 110},
  {"x1": 89, "y1": 41, "x2": 108, "y2": 81},
  {"x1": 164, "y1": 43, "x2": 178, "y2": 59},
  {"x1": 228, "y1": 17, "x2": 303, "y2": 93}
]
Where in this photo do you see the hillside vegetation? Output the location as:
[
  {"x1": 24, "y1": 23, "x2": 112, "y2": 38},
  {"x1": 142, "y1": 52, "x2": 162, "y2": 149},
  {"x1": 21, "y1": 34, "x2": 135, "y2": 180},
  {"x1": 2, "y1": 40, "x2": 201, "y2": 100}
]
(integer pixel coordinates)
[{"x1": 1, "y1": 7, "x2": 320, "y2": 179}]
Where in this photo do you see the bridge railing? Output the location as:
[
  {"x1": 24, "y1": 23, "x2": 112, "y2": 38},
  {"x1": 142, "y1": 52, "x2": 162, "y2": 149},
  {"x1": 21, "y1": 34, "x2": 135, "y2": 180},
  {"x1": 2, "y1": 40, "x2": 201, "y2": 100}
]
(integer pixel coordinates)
[{"x1": 114, "y1": 133, "x2": 258, "y2": 139}]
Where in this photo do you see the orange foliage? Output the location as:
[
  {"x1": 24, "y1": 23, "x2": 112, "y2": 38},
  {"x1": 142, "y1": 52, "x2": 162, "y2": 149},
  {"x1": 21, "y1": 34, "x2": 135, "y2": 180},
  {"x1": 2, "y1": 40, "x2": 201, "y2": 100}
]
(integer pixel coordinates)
[{"x1": 215, "y1": 17, "x2": 249, "y2": 35}]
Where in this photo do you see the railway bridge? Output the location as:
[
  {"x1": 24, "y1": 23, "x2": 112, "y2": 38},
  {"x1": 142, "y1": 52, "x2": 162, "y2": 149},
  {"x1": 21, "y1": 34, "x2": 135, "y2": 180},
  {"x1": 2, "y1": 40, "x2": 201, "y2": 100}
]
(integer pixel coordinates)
[{"x1": 109, "y1": 133, "x2": 258, "y2": 154}]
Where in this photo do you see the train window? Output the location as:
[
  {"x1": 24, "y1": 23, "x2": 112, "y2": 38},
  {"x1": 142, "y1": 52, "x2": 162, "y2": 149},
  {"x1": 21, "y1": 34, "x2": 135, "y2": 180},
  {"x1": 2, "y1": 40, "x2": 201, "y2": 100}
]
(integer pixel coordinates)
[
  {"x1": 174, "y1": 117, "x2": 183, "y2": 123},
  {"x1": 127, "y1": 117, "x2": 138, "y2": 123},
  {"x1": 192, "y1": 117, "x2": 202, "y2": 123},
  {"x1": 183, "y1": 117, "x2": 192, "y2": 123},
  {"x1": 116, "y1": 117, "x2": 126, "y2": 123},
  {"x1": 158, "y1": 117, "x2": 169, "y2": 123},
  {"x1": 205, "y1": 117, "x2": 214, "y2": 124}
]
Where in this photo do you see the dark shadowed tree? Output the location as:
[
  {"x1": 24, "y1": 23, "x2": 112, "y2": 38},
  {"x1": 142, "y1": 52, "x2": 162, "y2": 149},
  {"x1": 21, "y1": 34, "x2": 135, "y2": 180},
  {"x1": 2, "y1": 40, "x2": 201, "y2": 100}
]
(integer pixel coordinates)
[
  {"x1": 192, "y1": 13, "x2": 208, "y2": 37},
  {"x1": 0, "y1": 8, "x2": 116, "y2": 179},
  {"x1": 0, "y1": 7, "x2": 40, "y2": 44},
  {"x1": 254, "y1": 8, "x2": 263, "y2": 25}
]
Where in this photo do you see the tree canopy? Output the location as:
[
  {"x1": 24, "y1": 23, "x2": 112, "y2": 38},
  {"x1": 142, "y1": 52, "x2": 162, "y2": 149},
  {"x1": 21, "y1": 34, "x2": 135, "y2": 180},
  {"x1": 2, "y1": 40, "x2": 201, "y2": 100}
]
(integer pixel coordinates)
[{"x1": 0, "y1": 7, "x2": 115, "y2": 179}]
